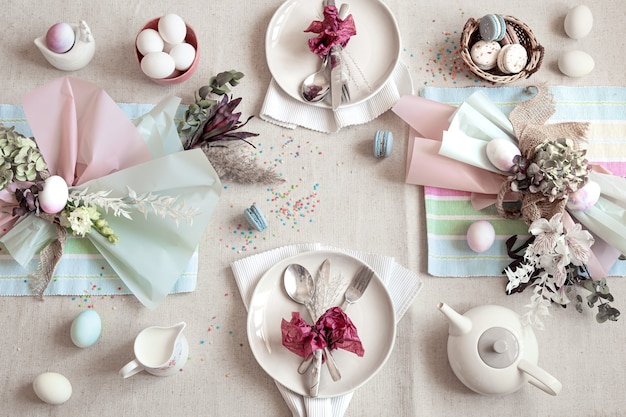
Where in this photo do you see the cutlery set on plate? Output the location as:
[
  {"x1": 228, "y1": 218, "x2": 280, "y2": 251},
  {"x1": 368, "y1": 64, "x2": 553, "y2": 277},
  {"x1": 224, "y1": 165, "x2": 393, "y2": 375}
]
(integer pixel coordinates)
[
  {"x1": 283, "y1": 259, "x2": 374, "y2": 397},
  {"x1": 300, "y1": 0, "x2": 352, "y2": 109}
]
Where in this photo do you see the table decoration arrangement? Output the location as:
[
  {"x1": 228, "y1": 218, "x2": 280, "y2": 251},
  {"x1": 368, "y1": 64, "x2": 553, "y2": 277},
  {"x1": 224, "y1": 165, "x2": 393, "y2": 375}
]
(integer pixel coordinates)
[
  {"x1": 393, "y1": 85, "x2": 625, "y2": 328},
  {"x1": 232, "y1": 243, "x2": 422, "y2": 417},
  {"x1": 260, "y1": 0, "x2": 412, "y2": 132},
  {"x1": 0, "y1": 76, "x2": 222, "y2": 308}
]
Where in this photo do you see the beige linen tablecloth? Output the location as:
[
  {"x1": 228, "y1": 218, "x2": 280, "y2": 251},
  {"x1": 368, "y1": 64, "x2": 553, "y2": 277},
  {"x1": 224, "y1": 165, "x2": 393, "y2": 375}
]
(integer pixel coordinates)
[{"x1": 1, "y1": 1, "x2": 626, "y2": 416}]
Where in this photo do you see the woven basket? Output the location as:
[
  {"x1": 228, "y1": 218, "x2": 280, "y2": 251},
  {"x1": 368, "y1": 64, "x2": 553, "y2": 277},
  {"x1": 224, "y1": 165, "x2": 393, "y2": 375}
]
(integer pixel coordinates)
[{"x1": 460, "y1": 15, "x2": 544, "y2": 84}]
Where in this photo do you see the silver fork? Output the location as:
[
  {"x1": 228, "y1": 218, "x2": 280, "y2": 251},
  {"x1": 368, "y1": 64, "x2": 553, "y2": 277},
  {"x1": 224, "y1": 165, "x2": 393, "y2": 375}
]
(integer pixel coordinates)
[
  {"x1": 341, "y1": 80, "x2": 350, "y2": 103},
  {"x1": 340, "y1": 265, "x2": 373, "y2": 310}
]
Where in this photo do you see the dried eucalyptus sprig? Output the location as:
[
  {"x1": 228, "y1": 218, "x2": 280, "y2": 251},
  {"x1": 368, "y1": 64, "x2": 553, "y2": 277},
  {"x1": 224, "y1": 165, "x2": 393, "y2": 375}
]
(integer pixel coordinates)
[{"x1": 177, "y1": 70, "x2": 247, "y2": 140}]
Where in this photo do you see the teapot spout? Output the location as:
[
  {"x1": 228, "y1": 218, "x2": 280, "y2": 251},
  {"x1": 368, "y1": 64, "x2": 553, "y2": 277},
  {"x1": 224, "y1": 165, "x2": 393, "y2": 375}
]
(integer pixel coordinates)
[{"x1": 438, "y1": 302, "x2": 472, "y2": 336}]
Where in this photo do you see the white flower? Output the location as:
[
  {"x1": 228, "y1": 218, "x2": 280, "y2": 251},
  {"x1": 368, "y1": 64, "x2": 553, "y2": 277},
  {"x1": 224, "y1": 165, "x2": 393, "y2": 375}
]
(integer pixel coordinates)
[
  {"x1": 564, "y1": 222, "x2": 594, "y2": 266},
  {"x1": 528, "y1": 213, "x2": 563, "y2": 254},
  {"x1": 65, "y1": 206, "x2": 93, "y2": 236}
]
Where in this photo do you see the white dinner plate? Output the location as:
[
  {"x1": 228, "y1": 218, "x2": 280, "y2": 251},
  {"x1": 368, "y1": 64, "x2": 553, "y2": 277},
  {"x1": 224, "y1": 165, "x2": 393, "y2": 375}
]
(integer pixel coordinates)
[
  {"x1": 265, "y1": 0, "x2": 401, "y2": 108},
  {"x1": 247, "y1": 250, "x2": 396, "y2": 398}
]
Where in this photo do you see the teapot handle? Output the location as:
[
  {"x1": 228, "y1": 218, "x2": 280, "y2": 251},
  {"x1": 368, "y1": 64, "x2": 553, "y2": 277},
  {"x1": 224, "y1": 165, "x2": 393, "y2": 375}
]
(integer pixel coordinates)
[{"x1": 518, "y1": 359, "x2": 562, "y2": 396}]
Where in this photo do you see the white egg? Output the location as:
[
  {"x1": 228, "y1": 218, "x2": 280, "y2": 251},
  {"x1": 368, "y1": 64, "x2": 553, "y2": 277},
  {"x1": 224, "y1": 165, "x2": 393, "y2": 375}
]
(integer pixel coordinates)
[
  {"x1": 567, "y1": 180, "x2": 601, "y2": 211},
  {"x1": 141, "y1": 51, "x2": 176, "y2": 79},
  {"x1": 136, "y1": 29, "x2": 164, "y2": 55},
  {"x1": 486, "y1": 139, "x2": 521, "y2": 172},
  {"x1": 38, "y1": 175, "x2": 69, "y2": 214},
  {"x1": 558, "y1": 50, "x2": 595, "y2": 77},
  {"x1": 466, "y1": 220, "x2": 496, "y2": 253},
  {"x1": 169, "y1": 42, "x2": 196, "y2": 71},
  {"x1": 162, "y1": 40, "x2": 175, "y2": 53},
  {"x1": 564, "y1": 5, "x2": 593, "y2": 40},
  {"x1": 158, "y1": 14, "x2": 187, "y2": 45},
  {"x1": 33, "y1": 372, "x2": 72, "y2": 405}
]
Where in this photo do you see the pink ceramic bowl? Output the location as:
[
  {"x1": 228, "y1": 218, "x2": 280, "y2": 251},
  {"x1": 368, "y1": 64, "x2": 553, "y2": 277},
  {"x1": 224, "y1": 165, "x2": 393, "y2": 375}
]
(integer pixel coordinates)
[{"x1": 135, "y1": 17, "x2": 199, "y2": 85}]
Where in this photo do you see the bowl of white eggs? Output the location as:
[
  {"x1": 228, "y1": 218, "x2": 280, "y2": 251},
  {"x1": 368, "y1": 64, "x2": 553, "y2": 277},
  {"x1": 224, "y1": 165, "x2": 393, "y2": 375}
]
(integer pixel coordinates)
[{"x1": 135, "y1": 14, "x2": 199, "y2": 85}]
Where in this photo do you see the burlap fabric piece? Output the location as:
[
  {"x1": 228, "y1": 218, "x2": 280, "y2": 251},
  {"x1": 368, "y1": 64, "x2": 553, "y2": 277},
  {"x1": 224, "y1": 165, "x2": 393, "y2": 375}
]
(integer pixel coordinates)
[{"x1": 496, "y1": 85, "x2": 589, "y2": 224}]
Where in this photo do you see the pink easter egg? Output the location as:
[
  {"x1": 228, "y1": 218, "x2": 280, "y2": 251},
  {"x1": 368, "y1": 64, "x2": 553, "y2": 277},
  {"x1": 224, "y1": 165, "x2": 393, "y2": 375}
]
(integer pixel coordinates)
[
  {"x1": 466, "y1": 220, "x2": 496, "y2": 253},
  {"x1": 38, "y1": 175, "x2": 69, "y2": 214},
  {"x1": 567, "y1": 180, "x2": 601, "y2": 211}
]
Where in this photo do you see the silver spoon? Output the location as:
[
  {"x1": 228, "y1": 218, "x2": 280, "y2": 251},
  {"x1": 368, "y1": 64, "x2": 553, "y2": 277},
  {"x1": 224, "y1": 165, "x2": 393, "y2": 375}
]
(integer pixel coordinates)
[
  {"x1": 301, "y1": 56, "x2": 330, "y2": 102},
  {"x1": 283, "y1": 264, "x2": 341, "y2": 384},
  {"x1": 300, "y1": 3, "x2": 350, "y2": 103}
]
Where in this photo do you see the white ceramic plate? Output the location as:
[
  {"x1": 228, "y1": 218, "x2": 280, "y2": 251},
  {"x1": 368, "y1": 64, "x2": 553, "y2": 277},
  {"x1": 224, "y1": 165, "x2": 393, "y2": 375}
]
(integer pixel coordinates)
[
  {"x1": 247, "y1": 250, "x2": 396, "y2": 398},
  {"x1": 265, "y1": 0, "x2": 401, "y2": 108}
]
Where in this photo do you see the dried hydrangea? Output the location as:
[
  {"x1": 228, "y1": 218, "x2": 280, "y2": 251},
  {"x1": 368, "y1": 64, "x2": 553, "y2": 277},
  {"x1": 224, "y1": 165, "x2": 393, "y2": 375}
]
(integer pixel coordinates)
[
  {"x1": 533, "y1": 138, "x2": 589, "y2": 201},
  {"x1": 0, "y1": 125, "x2": 47, "y2": 190},
  {"x1": 509, "y1": 138, "x2": 589, "y2": 202}
]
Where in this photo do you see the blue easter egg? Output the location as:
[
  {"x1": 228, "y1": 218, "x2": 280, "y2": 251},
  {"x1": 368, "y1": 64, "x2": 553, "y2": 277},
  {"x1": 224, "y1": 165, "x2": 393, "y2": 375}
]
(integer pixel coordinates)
[{"x1": 70, "y1": 309, "x2": 102, "y2": 348}]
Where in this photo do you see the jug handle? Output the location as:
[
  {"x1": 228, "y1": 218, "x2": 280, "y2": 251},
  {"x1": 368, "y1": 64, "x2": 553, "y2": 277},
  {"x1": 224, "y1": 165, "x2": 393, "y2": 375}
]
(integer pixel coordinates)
[
  {"x1": 119, "y1": 359, "x2": 144, "y2": 379},
  {"x1": 518, "y1": 359, "x2": 562, "y2": 396}
]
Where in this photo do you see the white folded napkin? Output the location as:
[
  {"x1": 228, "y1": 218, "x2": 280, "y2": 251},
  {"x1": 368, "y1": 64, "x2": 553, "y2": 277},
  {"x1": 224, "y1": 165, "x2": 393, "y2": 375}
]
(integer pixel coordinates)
[
  {"x1": 231, "y1": 243, "x2": 423, "y2": 417},
  {"x1": 259, "y1": 62, "x2": 413, "y2": 133}
]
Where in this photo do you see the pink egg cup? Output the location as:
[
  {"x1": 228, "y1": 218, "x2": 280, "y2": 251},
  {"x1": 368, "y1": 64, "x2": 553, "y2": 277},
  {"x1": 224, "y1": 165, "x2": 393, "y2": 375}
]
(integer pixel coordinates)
[{"x1": 135, "y1": 18, "x2": 199, "y2": 85}]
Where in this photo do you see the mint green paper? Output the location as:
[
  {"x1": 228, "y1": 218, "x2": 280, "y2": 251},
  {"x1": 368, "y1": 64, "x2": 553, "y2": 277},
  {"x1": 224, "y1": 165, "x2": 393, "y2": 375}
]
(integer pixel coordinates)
[
  {"x1": 570, "y1": 171, "x2": 626, "y2": 257},
  {"x1": 76, "y1": 149, "x2": 221, "y2": 309},
  {"x1": 442, "y1": 91, "x2": 517, "y2": 174}
]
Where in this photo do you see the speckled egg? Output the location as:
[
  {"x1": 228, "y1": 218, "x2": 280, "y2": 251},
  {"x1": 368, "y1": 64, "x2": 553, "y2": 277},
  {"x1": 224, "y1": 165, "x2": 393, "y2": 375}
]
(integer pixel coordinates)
[
  {"x1": 70, "y1": 309, "x2": 102, "y2": 348},
  {"x1": 486, "y1": 139, "x2": 521, "y2": 172},
  {"x1": 567, "y1": 180, "x2": 601, "y2": 211},
  {"x1": 466, "y1": 220, "x2": 496, "y2": 253},
  {"x1": 38, "y1": 175, "x2": 69, "y2": 214},
  {"x1": 33, "y1": 372, "x2": 72, "y2": 405}
]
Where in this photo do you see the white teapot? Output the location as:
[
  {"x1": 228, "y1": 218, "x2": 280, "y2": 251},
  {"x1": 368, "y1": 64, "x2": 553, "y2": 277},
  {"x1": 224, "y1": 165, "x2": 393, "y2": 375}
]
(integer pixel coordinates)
[{"x1": 438, "y1": 302, "x2": 562, "y2": 396}]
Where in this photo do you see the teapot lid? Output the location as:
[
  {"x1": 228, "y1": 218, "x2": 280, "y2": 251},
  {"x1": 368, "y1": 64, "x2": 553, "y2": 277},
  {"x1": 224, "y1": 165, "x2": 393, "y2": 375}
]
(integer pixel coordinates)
[{"x1": 477, "y1": 327, "x2": 519, "y2": 368}]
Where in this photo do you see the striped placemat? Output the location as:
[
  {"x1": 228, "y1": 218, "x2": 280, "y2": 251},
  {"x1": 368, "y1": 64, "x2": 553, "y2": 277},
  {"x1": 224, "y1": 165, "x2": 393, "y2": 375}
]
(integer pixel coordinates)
[
  {"x1": 420, "y1": 86, "x2": 626, "y2": 277},
  {"x1": 0, "y1": 103, "x2": 198, "y2": 296}
]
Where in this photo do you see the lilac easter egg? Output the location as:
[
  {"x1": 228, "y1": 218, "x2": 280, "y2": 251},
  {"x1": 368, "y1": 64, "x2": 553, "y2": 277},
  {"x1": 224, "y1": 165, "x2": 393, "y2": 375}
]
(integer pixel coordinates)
[
  {"x1": 567, "y1": 180, "x2": 601, "y2": 211},
  {"x1": 486, "y1": 139, "x2": 521, "y2": 172},
  {"x1": 45, "y1": 22, "x2": 75, "y2": 54},
  {"x1": 466, "y1": 220, "x2": 496, "y2": 253}
]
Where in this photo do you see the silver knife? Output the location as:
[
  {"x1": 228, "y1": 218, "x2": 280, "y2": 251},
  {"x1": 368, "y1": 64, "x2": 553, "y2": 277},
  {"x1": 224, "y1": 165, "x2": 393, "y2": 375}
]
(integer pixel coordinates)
[
  {"x1": 327, "y1": 0, "x2": 343, "y2": 111},
  {"x1": 308, "y1": 259, "x2": 341, "y2": 396},
  {"x1": 310, "y1": 349, "x2": 323, "y2": 397}
]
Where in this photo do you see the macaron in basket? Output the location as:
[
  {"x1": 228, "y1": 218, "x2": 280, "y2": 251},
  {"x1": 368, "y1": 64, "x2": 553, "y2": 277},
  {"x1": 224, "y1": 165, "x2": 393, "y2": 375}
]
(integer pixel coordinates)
[{"x1": 460, "y1": 14, "x2": 544, "y2": 83}]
